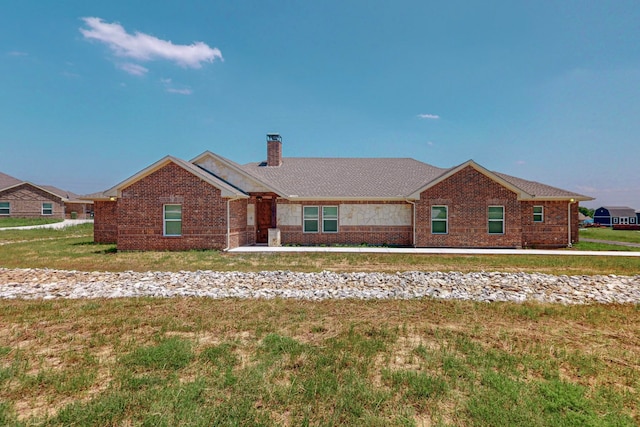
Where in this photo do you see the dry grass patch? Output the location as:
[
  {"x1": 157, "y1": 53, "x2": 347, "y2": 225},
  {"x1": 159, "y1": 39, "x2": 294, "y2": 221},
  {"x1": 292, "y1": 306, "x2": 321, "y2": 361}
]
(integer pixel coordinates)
[{"x1": 1, "y1": 298, "x2": 638, "y2": 426}]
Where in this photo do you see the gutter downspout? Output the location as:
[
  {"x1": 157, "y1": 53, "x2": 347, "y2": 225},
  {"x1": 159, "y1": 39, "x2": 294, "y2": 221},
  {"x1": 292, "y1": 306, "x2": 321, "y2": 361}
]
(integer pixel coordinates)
[
  {"x1": 567, "y1": 198, "x2": 575, "y2": 248},
  {"x1": 406, "y1": 199, "x2": 416, "y2": 247}
]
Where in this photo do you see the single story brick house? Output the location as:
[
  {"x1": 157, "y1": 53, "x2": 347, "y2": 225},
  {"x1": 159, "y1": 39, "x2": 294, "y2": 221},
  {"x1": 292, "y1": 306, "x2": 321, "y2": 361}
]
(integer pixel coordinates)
[
  {"x1": 88, "y1": 134, "x2": 592, "y2": 251},
  {"x1": 0, "y1": 171, "x2": 93, "y2": 219}
]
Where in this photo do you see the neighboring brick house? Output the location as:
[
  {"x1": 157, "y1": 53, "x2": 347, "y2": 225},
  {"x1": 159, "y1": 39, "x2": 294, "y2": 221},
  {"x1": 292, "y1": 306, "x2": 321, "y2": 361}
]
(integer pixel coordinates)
[
  {"x1": 89, "y1": 134, "x2": 592, "y2": 250},
  {"x1": 0, "y1": 171, "x2": 93, "y2": 219}
]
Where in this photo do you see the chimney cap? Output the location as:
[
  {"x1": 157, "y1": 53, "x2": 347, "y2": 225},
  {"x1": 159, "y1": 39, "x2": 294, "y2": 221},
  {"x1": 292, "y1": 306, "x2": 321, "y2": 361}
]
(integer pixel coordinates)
[{"x1": 266, "y1": 133, "x2": 282, "y2": 142}]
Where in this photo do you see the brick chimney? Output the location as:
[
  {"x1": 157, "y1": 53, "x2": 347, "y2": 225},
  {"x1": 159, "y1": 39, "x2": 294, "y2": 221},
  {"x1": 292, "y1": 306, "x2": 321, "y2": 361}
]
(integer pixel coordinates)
[{"x1": 266, "y1": 133, "x2": 282, "y2": 167}]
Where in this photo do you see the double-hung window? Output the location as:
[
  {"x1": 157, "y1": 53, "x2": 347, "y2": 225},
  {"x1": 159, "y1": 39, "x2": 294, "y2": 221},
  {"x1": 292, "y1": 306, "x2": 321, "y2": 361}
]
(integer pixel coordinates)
[
  {"x1": 0, "y1": 202, "x2": 9, "y2": 215},
  {"x1": 42, "y1": 203, "x2": 53, "y2": 215},
  {"x1": 322, "y1": 206, "x2": 338, "y2": 233},
  {"x1": 163, "y1": 204, "x2": 182, "y2": 236},
  {"x1": 303, "y1": 206, "x2": 339, "y2": 233},
  {"x1": 431, "y1": 206, "x2": 448, "y2": 234},
  {"x1": 303, "y1": 206, "x2": 319, "y2": 233},
  {"x1": 533, "y1": 206, "x2": 544, "y2": 223},
  {"x1": 488, "y1": 206, "x2": 504, "y2": 234}
]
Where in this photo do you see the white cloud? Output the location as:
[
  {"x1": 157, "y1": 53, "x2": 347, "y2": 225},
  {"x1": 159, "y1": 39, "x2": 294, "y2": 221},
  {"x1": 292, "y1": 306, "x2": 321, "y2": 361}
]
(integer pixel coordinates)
[
  {"x1": 418, "y1": 113, "x2": 440, "y2": 119},
  {"x1": 80, "y1": 17, "x2": 223, "y2": 68},
  {"x1": 119, "y1": 62, "x2": 148, "y2": 76},
  {"x1": 7, "y1": 51, "x2": 28, "y2": 56},
  {"x1": 161, "y1": 78, "x2": 192, "y2": 95},
  {"x1": 516, "y1": 160, "x2": 526, "y2": 165},
  {"x1": 166, "y1": 87, "x2": 193, "y2": 95}
]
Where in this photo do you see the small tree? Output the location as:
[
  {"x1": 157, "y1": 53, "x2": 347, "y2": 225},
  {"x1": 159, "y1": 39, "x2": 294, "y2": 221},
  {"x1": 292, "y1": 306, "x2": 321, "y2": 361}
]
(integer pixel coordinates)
[{"x1": 579, "y1": 206, "x2": 594, "y2": 218}]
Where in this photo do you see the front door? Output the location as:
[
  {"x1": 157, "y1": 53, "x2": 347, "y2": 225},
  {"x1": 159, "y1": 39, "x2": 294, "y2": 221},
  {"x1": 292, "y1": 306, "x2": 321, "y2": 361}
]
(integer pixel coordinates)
[{"x1": 256, "y1": 198, "x2": 272, "y2": 244}]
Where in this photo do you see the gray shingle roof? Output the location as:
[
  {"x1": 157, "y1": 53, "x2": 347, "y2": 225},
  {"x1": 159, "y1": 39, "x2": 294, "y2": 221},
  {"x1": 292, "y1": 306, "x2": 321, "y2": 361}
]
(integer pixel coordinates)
[
  {"x1": 599, "y1": 206, "x2": 636, "y2": 217},
  {"x1": 0, "y1": 171, "x2": 22, "y2": 190},
  {"x1": 0, "y1": 172, "x2": 90, "y2": 202},
  {"x1": 241, "y1": 158, "x2": 447, "y2": 199},
  {"x1": 38, "y1": 185, "x2": 86, "y2": 202},
  {"x1": 239, "y1": 157, "x2": 589, "y2": 201},
  {"x1": 493, "y1": 172, "x2": 592, "y2": 200}
]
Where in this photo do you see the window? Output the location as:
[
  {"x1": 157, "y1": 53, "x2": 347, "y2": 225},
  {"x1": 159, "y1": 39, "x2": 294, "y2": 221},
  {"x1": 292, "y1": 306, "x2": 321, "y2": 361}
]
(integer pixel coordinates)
[
  {"x1": 0, "y1": 202, "x2": 9, "y2": 215},
  {"x1": 42, "y1": 202, "x2": 53, "y2": 215},
  {"x1": 303, "y1": 206, "x2": 339, "y2": 233},
  {"x1": 303, "y1": 206, "x2": 319, "y2": 233},
  {"x1": 322, "y1": 206, "x2": 338, "y2": 233},
  {"x1": 431, "y1": 205, "x2": 448, "y2": 234},
  {"x1": 488, "y1": 206, "x2": 504, "y2": 234},
  {"x1": 533, "y1": 206, "x2": 544, "y2": 222},
  {"x1": 631, "y1": 217, "x2": 637, "y2": 225},
  {"x1": 163, "y1": 204, "x2": 182, "y2": 236},
  {"x1": 613, "y1": 217, "x2": 619, "y2": 224}
]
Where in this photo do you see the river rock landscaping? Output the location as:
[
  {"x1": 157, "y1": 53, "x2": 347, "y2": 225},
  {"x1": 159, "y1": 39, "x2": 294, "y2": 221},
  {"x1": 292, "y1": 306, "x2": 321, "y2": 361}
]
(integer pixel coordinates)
[{"x1": 1, "y1": 268, "x2": 638, "y2": 304}]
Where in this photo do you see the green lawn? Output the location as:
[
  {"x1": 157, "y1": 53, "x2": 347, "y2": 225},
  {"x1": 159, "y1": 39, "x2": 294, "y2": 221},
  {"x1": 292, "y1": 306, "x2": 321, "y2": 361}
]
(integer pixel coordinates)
[
  {"x1": 0, "y1": 223, "x2": 639, "y2": 275},
  {"x1": 579, "y1": 227, "x2": 640, "y2": 244},
  {"x1": 0, "y1": 217, "x2": 64, "y2": 228},
  {"x1": 1, "y1": 224, "x2": 639, "y2": 426},
  {"x1": 1, "y1": 298, "x2": 638, "y2": 426}
]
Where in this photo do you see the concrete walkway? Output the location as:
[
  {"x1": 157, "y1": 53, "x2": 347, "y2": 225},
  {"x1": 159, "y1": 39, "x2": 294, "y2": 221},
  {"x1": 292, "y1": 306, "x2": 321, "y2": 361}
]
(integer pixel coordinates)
[
  {"x1": 228, "y1": 245, "x2": 640, "y2": 257},
  {"x1": 0, "y1": 219, "x2": 93, "y2": 231}
]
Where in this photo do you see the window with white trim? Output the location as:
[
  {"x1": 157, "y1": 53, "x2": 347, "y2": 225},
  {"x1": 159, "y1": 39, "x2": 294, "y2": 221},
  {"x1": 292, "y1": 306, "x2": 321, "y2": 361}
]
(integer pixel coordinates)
[
  {"x1": 322, "y1": 206, "x2": 338, "y2": 233},
  {"x1": 431, "y1": 205, "x2": 448, "y2": 234},
  {"x1": 163, "y1": 204, "x2": 182, "y2": 236},
  {"x1": 42, "y1": 202, "x2": 53, "y2": 215},
  {"x1": 631, "y1": 217, "x2": 637, "y2": 225},
  {"x1": 303, "y1": 206, "x2": 319, "y2": 233},
  {"x1": 488, "y1": 206, "x2": 504, "y2": 234},
  {"x1": 533, "y1": 205, "x2": 543, "y2": 223},
  {"x1": 0, "y1": 202, "x2": 9, "y2": 215}
]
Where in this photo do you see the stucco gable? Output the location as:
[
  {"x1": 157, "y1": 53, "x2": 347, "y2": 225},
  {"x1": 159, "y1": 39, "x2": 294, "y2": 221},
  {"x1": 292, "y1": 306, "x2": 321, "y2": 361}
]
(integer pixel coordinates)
[
  {"x1": 190, "y1": 151, "x2": 282, "y2": 195},
  {"x1": 102, "y1": 156, "x2": 248, "y2": 199}
]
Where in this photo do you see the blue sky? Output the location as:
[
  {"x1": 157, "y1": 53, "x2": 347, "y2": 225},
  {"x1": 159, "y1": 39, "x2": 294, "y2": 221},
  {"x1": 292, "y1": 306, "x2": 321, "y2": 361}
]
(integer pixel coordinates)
[{"x1": 1, "y1": 1, "x2": 639, "y2": 209}]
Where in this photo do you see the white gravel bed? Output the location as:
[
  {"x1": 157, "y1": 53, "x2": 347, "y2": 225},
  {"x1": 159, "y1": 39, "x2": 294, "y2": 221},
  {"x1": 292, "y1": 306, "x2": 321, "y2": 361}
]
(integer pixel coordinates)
[{"x1": 0, "y1": 268, "x2": 639, "y2": 304}]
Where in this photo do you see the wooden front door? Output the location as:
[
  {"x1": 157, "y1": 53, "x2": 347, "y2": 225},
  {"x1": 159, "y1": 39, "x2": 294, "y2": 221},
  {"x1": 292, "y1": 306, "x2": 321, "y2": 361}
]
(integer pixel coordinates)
[{"x1": 256, "y1": 198, "x2": 273, "y2": 244}]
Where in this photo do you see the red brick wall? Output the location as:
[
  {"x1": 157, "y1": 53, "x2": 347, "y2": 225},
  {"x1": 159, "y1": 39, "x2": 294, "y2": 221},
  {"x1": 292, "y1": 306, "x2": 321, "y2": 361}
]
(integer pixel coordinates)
[
  {"x1": 228, "y1": 198, "x2": 250, "y2": 248},
  {"x1": 64, "y1": 202, "x2": 93, "y2": 219},
  {"x1": 116, "y1": 162, "x2": 241, "y2": 251},
  {"x1": 0, "y1": 184, "x2": 64, "y2": 218},
  {"x1": 415, "y1": 166, "x2": 522, "y2": 248},
  {"x1": 267, "y1": 140, "x2": 282, "y2": 166},
  {"x1": 521, "y1": 201, "x2": 577, "y2": 248},
  {"x1": 94, "y1": 200, "x2": 118, "y2": 243},
  {"x1": 276, "y1": 199, "x2": 413, "y2": 246}
]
